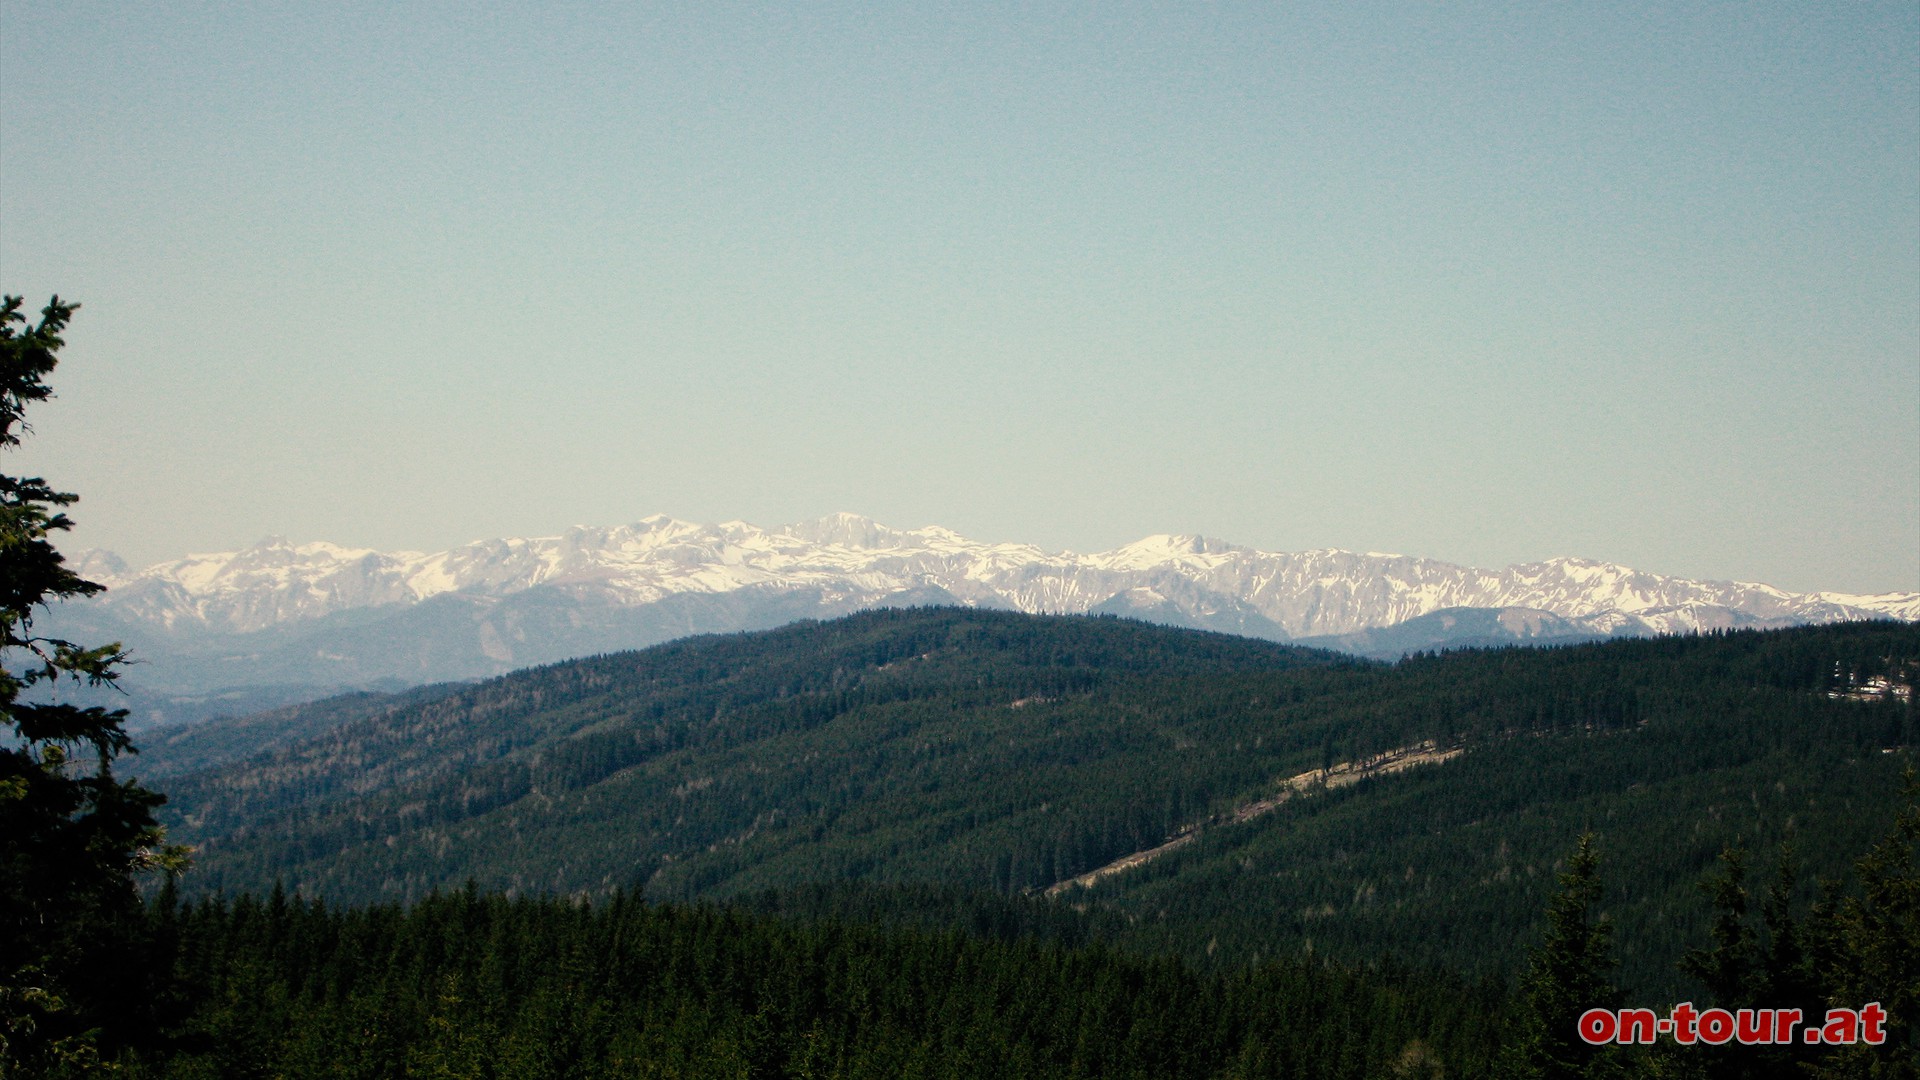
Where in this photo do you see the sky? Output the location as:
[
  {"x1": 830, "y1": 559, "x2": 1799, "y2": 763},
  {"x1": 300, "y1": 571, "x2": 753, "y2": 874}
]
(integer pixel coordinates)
[{"x1": 2, "y1": 2, "x2": 1915, "y2": 594}]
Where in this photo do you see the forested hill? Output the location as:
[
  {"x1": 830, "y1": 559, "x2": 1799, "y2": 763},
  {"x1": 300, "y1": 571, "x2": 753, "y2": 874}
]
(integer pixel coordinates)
[
  {"x1": 150, "y1": 608, "x2": 1352, "y2": 893},
  {"x1": 150, "y1": 609, "x2": 1918, "y2": 996},
  {"x1": 143, "y1": 606, "x2": 1346, "y2": 812}
]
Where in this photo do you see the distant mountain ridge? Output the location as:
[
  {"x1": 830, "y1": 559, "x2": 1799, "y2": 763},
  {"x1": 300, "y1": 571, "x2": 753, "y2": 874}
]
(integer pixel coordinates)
[
  {"x1": 51, "y1": 514, "x2": 1917, "y2": 723},
  {"x1": 78, "y1": 512, "x2": 1918, "y2": 639}
]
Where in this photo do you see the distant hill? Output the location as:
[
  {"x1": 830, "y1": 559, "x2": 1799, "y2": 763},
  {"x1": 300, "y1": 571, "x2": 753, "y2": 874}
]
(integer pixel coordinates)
[
  {"x1": 147, "y1": 608, "x2": 1919, "y2": 997},
  {"x1": 1296, "y1": 605, "x2": 1619, "y2": 658},
  {"x1": 57, "y1": 514, "x2": 1917, "y2": 726}
]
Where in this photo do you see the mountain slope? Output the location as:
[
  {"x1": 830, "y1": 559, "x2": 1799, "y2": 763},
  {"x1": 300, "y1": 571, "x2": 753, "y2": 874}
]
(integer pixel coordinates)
[
  {"x1": 1296, "y1": 606, "x2": 1620, "y2": 658},
  {"x1": 85, "y1": 514, "x2": 1919, "y2": 638},
  {"x1": 148, "y1": 610, "x2": 1920, "y2": 996},
  {"x1": 60, "y1": 514, "x2": 1919, "y2": 722},
  {"x1": 149, "y1": 609, "x2": 1347, "y2": 869}
]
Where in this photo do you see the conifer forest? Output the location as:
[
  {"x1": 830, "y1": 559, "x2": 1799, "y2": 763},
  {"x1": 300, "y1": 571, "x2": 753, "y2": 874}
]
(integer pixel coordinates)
[{"x1": 4, "y1": 298, "x2": 1915, "y2": 1076}]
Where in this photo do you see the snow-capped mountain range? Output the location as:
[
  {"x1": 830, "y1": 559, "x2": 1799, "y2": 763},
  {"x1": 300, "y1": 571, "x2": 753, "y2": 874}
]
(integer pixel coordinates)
[
  {"x1": 76, "y1": 512, "x2": 1919, "y2": 639},
  {"x1": 47, "y1": 513, "x2": 1916, "y2": 727}
]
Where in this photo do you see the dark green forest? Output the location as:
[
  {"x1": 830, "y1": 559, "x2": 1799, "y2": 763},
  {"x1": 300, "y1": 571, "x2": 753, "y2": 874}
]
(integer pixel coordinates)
[
  {"x1": 110, "y1": 886, "x2": 1506, "y2": 1079},
  {"x1": 12, "y1": 610, "x2": 1919, "y2": 1077},
  {"x1": 148, "y1": 610, "x2": 1917, "y2": 997},
  {"x1": 9, "y1": 300, "x2": 1914, "y2": 1077}
]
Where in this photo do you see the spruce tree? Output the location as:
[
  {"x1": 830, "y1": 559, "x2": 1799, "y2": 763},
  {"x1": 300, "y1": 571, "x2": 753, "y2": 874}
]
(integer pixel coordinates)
[
  {"x1": 1806, "y1": 768, "x2": 1920, "y2": 1080},
  {"x1": 1502, "y1": 833, "x2": 1623, "y2": 1079},
  {"x1": 0, "y1": 295, "x2": 184, "y2": 1074},
  {"x1": 1679, "y1": 847, "x2": 1755, "y2": 1002}
]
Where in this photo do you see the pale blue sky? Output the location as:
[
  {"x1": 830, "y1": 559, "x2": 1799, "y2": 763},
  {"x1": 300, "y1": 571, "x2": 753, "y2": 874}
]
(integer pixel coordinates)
[{"x1": 3, "y1": 2, "x2": 1915, "y2": 593}]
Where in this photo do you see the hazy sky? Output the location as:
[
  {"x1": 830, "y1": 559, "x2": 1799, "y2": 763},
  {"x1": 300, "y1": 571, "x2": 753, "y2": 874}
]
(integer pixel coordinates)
[{"x1": 3, "y1": 2, "x2": 1915, "y2": 593}]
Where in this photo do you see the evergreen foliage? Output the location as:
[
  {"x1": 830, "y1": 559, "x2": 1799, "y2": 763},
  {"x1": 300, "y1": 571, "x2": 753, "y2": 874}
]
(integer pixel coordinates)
[
  {"x1": 0, "y1": 303, "x2": 1911, "y2": 1073},
  {"x1": 82, "y1": 795, "x2": 1919, "y2": 1076},
  {"x1": 119, "y1": 887, "x2": 1506, "y2": 1078},
  {"x1": 0, "y1": 296, "x2": 187, "y2": 1075},
  {"x1": 1802, "y1": 768, "x2": 1919, "y2": 1079},
  {"x1": 1501, "y1": 834, "x2": 1622, "y2": 1078},
  {"x1": 1489, "y1": 804, "x2": 1919, "y2": 1079},
  {"x1": 149, "y1": 611, "x2": 1918, "y2": 996}
]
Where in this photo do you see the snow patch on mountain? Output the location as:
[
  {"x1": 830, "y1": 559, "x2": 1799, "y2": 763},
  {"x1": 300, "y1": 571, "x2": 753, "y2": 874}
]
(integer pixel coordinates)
[{"x1": 73, "y1": 513, "x2": 1918, "y2": 639}]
